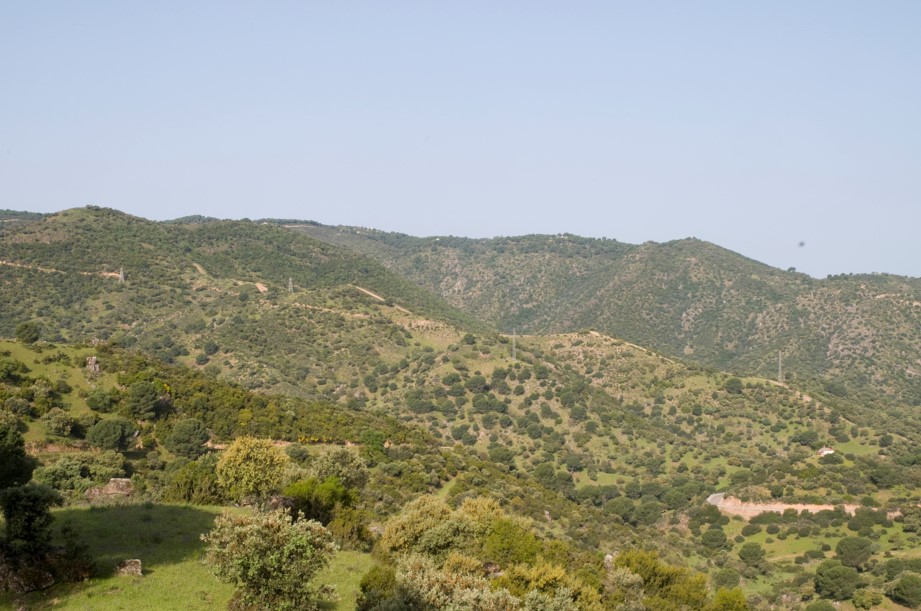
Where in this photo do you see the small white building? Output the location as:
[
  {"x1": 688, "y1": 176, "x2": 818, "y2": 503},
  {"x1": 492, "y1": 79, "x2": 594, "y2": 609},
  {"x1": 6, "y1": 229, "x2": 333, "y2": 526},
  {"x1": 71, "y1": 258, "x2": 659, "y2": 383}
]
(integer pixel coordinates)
[{"x1": 817, "y1": 447, "x2": 835, "y2": 457}]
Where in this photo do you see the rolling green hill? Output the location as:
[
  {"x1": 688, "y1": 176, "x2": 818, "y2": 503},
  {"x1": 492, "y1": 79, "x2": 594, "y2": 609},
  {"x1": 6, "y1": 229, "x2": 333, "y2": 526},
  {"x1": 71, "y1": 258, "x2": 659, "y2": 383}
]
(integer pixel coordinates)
[
  {"x1": 5, "y1": 207, "x2": 921, "y2": 609},
  {"x1": 287, "y1": 224, "x2": 921, "y2": 407},
  {"x1": 2, "y1": 207, "x2": 918, "y2": 511},
  {"x1": 0, "y1": 207, "x2": 486, "y2": 397}
]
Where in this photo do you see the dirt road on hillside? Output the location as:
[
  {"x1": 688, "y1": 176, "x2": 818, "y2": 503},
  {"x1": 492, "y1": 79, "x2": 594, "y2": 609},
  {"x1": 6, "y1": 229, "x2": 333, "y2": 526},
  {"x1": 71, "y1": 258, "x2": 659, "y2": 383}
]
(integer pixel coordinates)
[{"x1": 706, "y1": 493, "x2": 860, "y2": 518}]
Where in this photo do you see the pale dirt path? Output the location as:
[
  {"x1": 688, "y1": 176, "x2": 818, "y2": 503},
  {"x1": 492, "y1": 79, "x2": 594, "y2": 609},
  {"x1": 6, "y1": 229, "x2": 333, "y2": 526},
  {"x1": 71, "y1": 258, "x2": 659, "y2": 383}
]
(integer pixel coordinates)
[
  {"x1": 707, "y1": 493, "x2": 860, "y2": 518},
  {"x1": 0, "y1": 259, "x2": 120, "y2": 279},
  {"x1": 291, "y1": 302, "x2": 370, "y2": 319},
  {"x1": 586, "y1": 330, "x2": 677, "y2": 363},
  {"x1": 350, "y1": 284, "x2": 411, "y2": 313}
]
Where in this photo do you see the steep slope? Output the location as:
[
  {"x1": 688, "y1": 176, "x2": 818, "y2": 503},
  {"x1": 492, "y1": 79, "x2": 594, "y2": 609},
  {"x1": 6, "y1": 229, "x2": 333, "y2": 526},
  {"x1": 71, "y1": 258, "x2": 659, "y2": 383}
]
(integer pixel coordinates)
[
  {"x1": 287, "y1": 224, "x2": 921, "y2": 405},
  {"x1": 0, "y1": 207, "x2": 483, "y2": 397}
]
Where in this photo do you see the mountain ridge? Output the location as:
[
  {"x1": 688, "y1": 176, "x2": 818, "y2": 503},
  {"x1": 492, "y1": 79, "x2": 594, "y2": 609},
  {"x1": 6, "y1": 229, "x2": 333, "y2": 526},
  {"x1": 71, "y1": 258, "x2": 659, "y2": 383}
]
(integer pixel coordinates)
[{"x1": 285, "y1": 221, "x2": 921, "y2": 406}]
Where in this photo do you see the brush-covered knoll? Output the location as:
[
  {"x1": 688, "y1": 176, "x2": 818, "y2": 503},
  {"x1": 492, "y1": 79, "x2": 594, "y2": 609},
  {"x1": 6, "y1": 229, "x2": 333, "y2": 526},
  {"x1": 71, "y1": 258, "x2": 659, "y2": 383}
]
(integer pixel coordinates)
[
  {"x1": 2, "y1": 340, "x2": 671, "y2": 610},
  {"x1": 523, "y1": 332, "x2": 921, "y2": 508},
  {"x1": 0, "y1": 207, "x2": 483, "y2": 396},
  {"x1": 288, "y1": 224, "x2": 921, "y2": 406},
  {"x1": 341, "y1": 328, "x2": 918, "y2": 520},
  {"x1": 0, "y1": 209, "x2": 46, "y2": 229},
  {"x1": 0, "y1": 340, "x2": 641, "y2": 552},
  {"x1": 3, "y1": 343, "x2": 918, "y2": 608}
]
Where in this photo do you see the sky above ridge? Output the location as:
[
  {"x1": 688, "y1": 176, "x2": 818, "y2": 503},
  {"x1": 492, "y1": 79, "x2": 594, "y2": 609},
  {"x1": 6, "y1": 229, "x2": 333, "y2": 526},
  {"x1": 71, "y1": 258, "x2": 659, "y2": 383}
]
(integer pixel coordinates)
[{"x1": 1, "y1": 2, "x2": 919, "y2": 278}]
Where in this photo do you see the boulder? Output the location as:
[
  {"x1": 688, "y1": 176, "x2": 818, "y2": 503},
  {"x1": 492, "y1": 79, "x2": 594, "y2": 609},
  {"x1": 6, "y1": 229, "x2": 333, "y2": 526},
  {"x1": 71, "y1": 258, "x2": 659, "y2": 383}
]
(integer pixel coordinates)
[{"x1": 115, "y1": 559, "x2": 142, "y2": 577}]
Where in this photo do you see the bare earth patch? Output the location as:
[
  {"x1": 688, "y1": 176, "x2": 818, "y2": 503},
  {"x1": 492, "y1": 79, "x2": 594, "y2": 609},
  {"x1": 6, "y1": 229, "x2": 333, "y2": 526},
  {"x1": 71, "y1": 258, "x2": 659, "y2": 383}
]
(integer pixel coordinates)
[{"x1": 707, "y1": 493, "x2": 860, "y2": 518}]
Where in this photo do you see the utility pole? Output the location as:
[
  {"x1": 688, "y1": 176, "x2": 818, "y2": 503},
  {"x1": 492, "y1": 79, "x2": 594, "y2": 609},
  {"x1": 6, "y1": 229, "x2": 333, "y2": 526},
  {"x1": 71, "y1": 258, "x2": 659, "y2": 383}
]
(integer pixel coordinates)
[{"x1": 288, "y1": 277, "x2": 293, "y2": 293}]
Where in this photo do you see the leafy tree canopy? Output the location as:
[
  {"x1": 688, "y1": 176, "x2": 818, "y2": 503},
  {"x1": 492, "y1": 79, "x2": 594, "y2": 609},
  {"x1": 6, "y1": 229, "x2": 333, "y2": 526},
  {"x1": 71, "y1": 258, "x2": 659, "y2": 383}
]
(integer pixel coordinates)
[
  {"x1": 85, "y1": 417, "x2": 135, "y2": 452},
  {"x1": 307, "y1": 446, "x2": 369, "y2": 491},
  {"x1": 216, "y1": 436, "x2": 288, "y2": 503},
  {"x1": 165, "y1": 418, "x2": 209, "y2": 459},
  {"x1": 202, "y1": 509, "x2": 337, "y2": 611},
  {"x1": 0, "y1": 415, "x2": 36, "y2": 489},
  {"x1": 15, "y1": 321, "x2": 40, "y2": 345}
]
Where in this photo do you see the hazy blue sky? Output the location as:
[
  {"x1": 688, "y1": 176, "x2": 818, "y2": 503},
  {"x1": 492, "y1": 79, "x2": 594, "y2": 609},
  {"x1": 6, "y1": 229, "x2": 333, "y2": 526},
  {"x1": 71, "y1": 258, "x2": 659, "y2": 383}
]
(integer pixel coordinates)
[{"x1": 2, "y1": 2, "x2": 919, "y2": 277}]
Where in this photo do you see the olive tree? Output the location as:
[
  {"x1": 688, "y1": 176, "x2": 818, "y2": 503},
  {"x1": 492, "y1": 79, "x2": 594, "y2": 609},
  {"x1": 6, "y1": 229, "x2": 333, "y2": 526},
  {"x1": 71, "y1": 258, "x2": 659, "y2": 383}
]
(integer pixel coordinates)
[
  {"x1": 202, "y1": 509, "x2": 337, "y2": 611},
  {"x1": 307, "y1": 447, "x2": 369, "y2": 491},
  {"x1": 216, "y1": 436, "x2": 288, "y2": 504}
]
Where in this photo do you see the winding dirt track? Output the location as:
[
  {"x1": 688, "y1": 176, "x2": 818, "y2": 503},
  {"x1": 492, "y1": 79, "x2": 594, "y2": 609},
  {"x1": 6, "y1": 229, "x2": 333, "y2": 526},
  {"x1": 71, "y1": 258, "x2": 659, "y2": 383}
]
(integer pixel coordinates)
[
  {"x1": 350, "y1": 285, "x2": 410, "y2": 313},
  {"x1": 0, "y1": 259, "x2": 120, "y2": 278}
]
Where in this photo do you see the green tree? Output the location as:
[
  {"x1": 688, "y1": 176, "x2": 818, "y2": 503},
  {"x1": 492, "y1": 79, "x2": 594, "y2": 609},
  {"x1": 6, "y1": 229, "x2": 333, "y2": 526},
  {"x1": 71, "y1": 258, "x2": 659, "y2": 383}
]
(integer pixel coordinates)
[
  {"x1": 284, "y1": 477, "x2": 354, "y2": 524},
  {"x1": 890, "y1": 574, "x2": 921, "y2": 609},
  {"x1": 86, "y1": 417, "x2": 135, "y2": 451},
  {"x1": 165, "y1": 418, "x2": 209, "y2": 459},
  {"x1": 614, "y1": 549, "x2": 710, "y2": 611},
  {"x1": 307, "y1": 447, "x2": 369, "y2": 491},
  {"x1": 814, "y1": 559, "x2": 858, "y2": 600},
  {"x1": 702, "y1": 527, "x2": 728, "y2": 549},
  {"x1": 379, "y1": 495, "x2": 454, "y2": 557},
  {"x1": 482, "y1": 518, "x2": 541, "y2": 566},
  {"x1": 494, "y1": 560, "x2": 603, "y2": 609},
  {"x1": 216, "y1": 436, "x2": 288, "y2": 503},
  {"x1": 42, "y1": 407, "x2": 75, "y2": 437},
  {"x1": 0, "y1": 415, "x2": 36, "y2": 489},
  {"x1": 835, "y1": 536, "x2": 873, "y2": 570},
  {"x1": 902, "y1": 506, "x2": 921, "y2": 533},
  {"x1": 738, "y1": 542, "x2": 765, "y2": 567},
  {"x1": 162, "y1": 454, "x2": 224, "y2": 504},
  {"x1": 356, "y1": 564, "x2": 398, "y2": 610},
  {"x1": 852, "y1": 588, "x2": 884, "y2": 610},
  {"x1": 0, "y1": 484, "x2": 62, "y2": 556},
  {"x1": 885, "y1": 558, "x2": 905, "y2": 580},
  {"x1": 723, "y1": 377, "x2": 744, "y2": 394},
  {"x1": 126, "y1": 381, "x2": 163, "y2": 420},
  {"x1": 202, "y1": 509, "x2": 337, "y2": 611},
  {"x1": 709, "y1": 588, "x2": 749, "y2": 611},
  {"x1": 15, "y1": 321, "x2": 41, "y2": 345},
  {"x1": 0, "y1": 356, "x2": 29, "y2": 383},
  {"x1": 712, "y1": 568, "x2": 741, "y2": 590},
  {"x1": 85, "y1": 387, "x2": 119, "y2": 413}
]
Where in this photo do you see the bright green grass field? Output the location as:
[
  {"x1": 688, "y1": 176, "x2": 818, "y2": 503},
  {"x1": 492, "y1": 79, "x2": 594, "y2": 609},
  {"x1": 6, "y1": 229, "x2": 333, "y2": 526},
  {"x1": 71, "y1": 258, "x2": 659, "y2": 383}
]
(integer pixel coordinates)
[{"x1": 1, "y1": 503, "x2": 372, "y2": 611}]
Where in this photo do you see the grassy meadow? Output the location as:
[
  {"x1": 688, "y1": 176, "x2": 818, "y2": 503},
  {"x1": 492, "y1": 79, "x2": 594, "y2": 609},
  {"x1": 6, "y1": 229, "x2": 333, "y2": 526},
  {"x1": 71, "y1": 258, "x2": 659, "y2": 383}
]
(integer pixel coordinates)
[{"x1": 0, "y1": 503, "x2": 370, "y2": 611}]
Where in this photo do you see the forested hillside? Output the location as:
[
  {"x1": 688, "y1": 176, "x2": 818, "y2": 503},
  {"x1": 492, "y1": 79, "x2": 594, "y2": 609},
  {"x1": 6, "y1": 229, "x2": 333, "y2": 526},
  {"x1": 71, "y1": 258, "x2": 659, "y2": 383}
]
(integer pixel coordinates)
[
  {"x1": 0, "y1": 207, "x2": 484, "y2": 397},
  {"x1": 3, "y1": 208, "x2": 921, "y2": 609},
  {"x1": 288, "y1": 223, "x2": 921, "y2": 407}
]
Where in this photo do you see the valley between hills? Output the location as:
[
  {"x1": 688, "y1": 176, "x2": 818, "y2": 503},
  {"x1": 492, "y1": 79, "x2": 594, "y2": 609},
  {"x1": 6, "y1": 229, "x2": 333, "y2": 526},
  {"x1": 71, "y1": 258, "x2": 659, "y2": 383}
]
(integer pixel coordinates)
[{"x1": 2, "y1": 207, "x2": 921, "y2": 610}]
